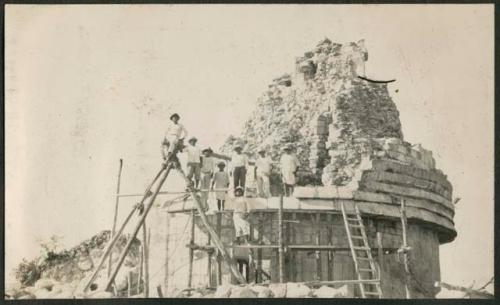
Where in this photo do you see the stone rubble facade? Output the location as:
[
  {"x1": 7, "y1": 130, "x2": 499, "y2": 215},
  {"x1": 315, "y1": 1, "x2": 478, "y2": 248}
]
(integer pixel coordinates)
[{"x1": 221, "y1": 38, "x2": 406, "y2": 189}]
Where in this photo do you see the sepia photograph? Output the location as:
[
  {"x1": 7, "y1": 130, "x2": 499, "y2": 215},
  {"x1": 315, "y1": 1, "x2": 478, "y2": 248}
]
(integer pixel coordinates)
[{"x1": 4, "y1": 3, "x2": 494, "y2": 299}]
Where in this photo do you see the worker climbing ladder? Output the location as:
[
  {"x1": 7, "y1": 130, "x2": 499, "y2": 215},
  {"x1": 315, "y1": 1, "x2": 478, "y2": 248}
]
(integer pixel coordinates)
[
  {"x1": 81, "y1": 146, "x2": 246, "y2": 295},
  {"x1": 340, "y1": 202, "x2": 383, "y2": 299}
]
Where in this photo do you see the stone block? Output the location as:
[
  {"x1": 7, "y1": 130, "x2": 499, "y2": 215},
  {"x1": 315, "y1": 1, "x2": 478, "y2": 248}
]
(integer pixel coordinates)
[
  {"x1": 214, "y1": 284, "x2": 233, "y2": 298},
  {"x1": 285, "y1": 283, "x2": 311, "y2": 298},
  {"x1": 230, "y1": 286, "x2": 257, "y2": 298},
  {"x1": 268, "y1": 283, "x2": 287, "y2": 298},
  {"x1": 34, "y1": 279, "x2": 57, "y2": 291},
  {"x1": 312, "y1": 285, "x2": 349, "y2": 298}
]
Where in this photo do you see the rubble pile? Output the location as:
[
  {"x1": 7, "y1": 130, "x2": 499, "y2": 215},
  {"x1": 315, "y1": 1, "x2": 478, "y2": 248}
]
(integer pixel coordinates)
[
  {"x1": 174, "y1": 283, "x2": 350, "y2": 298},
  {"x1": 221, "y1": 38, "x2": 403, "y2": 187},
  {"x1": 6, "y1": 231, "x2": 142, "y2": 299}
]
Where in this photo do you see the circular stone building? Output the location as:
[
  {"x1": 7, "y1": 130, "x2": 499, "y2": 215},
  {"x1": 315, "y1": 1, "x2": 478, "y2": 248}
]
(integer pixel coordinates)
[{"x1": 146, "y1": 38, "x2": 456, "y2": 298}]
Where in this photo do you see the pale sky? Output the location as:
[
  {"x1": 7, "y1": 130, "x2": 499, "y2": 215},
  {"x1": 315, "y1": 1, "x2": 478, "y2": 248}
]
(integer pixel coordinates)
[{"x1": 5, "y1": 4, "x2": 494, "y2": 289}]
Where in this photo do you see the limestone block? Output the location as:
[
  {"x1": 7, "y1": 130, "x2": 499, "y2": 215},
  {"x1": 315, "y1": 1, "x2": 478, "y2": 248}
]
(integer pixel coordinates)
[
  {"x1": 17, "y1": 293, "x2": 36, "y2": 299},
  {"x1": 34, "y1": 288, "x2": 52, "y2": 299},
  {"x1": 35, "y1": 278, "x2": 57, "y2": 291},
  {"x1": 371, "y1": 159, "x2": 452, "y2": 191},
  {"x1": 87, "y1": 291, "x2": 114, "y2": 298},
  {"x1": 361, "y1": 171, "x2": 452, "y2": 200},
  {"x1": 214, "y1": 284, "x2": 233, "y2": 298},
  {"x1": 230, "y1": 286, "x2": 257, "y2": 298},
  {"x1": 268, "y1": 283, "x2": 287, "y2": 297},
  {"x1": 249, "y1": 285, "x2": 271, "y2": 297},
  {"x1": 359, "y1": 180, "x2": 453, "y2": 210},
  {"x1": 285, "y1": 283, "x2": 312, "y2": 298},
  {"x1": 312, "y1": 285, "x2": 349, "y2": 298}
]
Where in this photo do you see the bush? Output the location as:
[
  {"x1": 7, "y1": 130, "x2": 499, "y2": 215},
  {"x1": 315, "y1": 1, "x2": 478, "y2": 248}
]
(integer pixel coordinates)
[{"x1": 15, "y1": 259, "x2": 42, "y2": 287}]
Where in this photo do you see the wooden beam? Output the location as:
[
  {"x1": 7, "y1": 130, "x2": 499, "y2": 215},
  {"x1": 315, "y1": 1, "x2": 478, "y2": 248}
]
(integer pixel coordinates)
[
  {"x1": 108, "y1": 159, "x2": 124, "y2": 278},
  {"x1": 187, "y1": 209, "x2": 195, "y2": 293},
  {"x1": 164, "y1": 213, "x2": 170, "y2": 296},
  {"x1": 156, "y1": 285, "x2": 164, "y2": 298},
  {"x1": 278, "y1": 196, "x2": 284, "y2": 283},
  {"x1": 187, "y1": 243, "x2": 399, "y2": 252},
  {"x1": 327, "y1": 213, "x2": 333, "y2": 281},
  {"x1": 400, "y1": 199, "x2": 411, "y2": 299},
  {"x1": 104, "y1": 164, "x2": 173, "y2": 292},
  {"x1": 256, "y1": 212, "x2": 263, "y2": 283},
  {"x1": 207, "y1": 233, "x2": 212, "y2": 287},
  {"x1": 216, "y1": 213, "x2": 222, "y2": 285},
  {"x1": 83, "y1": 165, "x2": 167, "y2": 293},
  {"x1": 141, "y1": 221, "x2": 149, "y2": 297},
  {"x1": 314, "y1": 213, "x2": 322, "y2": 281},
  {"x1": 376, "y1": 231, "x2": 383, "y2": 273},
  {"x1": 290, "y1": 212, "x2": 297, "y2": 282},
  {"x1": 176, "y1": 166, "x2": 247, "y2": 284}
]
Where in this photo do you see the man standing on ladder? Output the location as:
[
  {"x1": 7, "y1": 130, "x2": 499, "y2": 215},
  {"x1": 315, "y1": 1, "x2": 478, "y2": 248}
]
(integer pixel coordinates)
[{"x1": 161, "y1": 113, "x2": 188, "y2": 162}]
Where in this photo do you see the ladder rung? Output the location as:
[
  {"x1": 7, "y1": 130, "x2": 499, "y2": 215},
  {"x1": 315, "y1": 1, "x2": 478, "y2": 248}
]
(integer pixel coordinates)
[
  {"x1": 353, "y1": 246, "x2": 371, "y2": 251},
  {"x1": 348, "y1": 224, "x2": 364, "y2": 228},
  {"x1": 351, "y1": 236, "x2": 364, "y2": 239},
  {"x1": 346, "y1": 217, "x2": 360, "y2": 221},
  {"x1": 364, "y1": 292, "x2": 381, "y2": 295},
  {"x1": 357, "y1": 257, "x2": 372, "y2": 260},
  {"x1": 358, "y1": 268, "x2": 375, "y2": 272}
]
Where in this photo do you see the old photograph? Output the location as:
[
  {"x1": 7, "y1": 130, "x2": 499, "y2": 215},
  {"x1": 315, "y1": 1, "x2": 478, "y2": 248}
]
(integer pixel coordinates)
[{"x1": 4, "y1": 4, "x2": 494, "y2": 299}]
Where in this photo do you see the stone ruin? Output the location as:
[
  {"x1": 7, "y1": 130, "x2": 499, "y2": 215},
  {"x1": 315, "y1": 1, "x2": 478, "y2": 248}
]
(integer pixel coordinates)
[{"x1": 221, "y1": 38, "x2": 412, "y2": 190}]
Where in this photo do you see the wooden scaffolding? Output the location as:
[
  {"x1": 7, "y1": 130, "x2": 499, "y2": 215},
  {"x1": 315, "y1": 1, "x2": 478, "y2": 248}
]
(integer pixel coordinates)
[{"x1": 80, "y1": 148, "x2": 417, "y2": 298}]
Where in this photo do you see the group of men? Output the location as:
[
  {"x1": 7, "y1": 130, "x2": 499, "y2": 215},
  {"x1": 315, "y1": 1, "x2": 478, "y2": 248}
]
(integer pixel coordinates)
[
  {"x1": 161, "y1": 113, "x2": 301, "y2": 249},
  {"x1": 162, "y1": 112, "x2": 301, "y2": 200}
]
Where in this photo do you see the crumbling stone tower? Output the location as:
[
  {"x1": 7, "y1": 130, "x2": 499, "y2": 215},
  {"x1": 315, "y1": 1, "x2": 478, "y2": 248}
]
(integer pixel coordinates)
[{"x1": 148, "y1": 38, "x2": 455, "y2": 298}]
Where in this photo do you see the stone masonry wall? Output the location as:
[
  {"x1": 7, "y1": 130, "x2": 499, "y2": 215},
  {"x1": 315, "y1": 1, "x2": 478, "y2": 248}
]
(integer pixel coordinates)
[{"x1": 221, "y1": 38, "x2": 403, "y2": 187}]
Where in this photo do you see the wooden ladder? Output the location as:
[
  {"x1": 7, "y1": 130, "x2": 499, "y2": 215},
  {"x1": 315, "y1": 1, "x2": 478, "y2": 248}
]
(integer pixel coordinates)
[{"x1": 340, "y1": 202, "x2": 383, "y2": 299}]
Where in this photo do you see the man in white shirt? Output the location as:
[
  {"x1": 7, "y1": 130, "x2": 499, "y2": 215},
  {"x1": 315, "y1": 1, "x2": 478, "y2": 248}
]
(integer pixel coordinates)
[
  {"x1": 233, "y1": 186, "x2": 250, "y2": 243},
  {"x1": 186, "y1": 137, "x2": 201, "y2": 188},
  {"x1": 230, "y1": 145, "x2": 249, "y2": 195},
  {"x1": 254, "y1": 148, "x2": 273, "y2": 198},
  {"x1": 280, "y1": 145, "x2": 300, "y2": 197},
  {"x1": 200, "y1": 148, "x2": 215, "y2": 209},
  {"x1": 162, "y1": 113, "x2": 188, "y2": 161}
]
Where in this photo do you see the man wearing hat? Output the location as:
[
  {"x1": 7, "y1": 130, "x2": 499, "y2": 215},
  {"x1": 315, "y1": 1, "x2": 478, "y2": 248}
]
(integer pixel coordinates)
[
  {"x1": 280, "y1": 144, "x2": 300, "y2": 197},
  {"x1": 229, "y1": 145, "x2": 249, "y2": 194},
  {"x1": 232, "y1": 186, "x2": 250, "y2": 243},
  {"x1": 232, "y1": 186, "x2": 252, "y2": 281},
  {"x1": 211, "y1": 161, "x2": 230, "y2": 211},
  {"x1": 254, "y1": 148, "x2": 273, "y2": 198},
  {"x1": 162, "y1": 113, "x2": 188, "y2": 160},
  {"x1": 186, "y1": 137, "x2": 202, "y2": 188},
  {"x1": 200, "y1": 147, "x2": 215, "y2": 208}
]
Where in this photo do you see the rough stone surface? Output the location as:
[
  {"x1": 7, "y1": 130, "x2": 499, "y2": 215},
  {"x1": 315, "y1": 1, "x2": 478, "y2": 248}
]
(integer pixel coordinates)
[
  {"x1": 9, "y1": 231, "x2": 143, "y2": 299},
  {"x1": 285, "y1": 283, "x2": 312, "y2": 298},
  {"x1": 250, "y1": 285, "x2": 273, "y2": 298},
  {"x1": 221, "y1": 38, "x2": 403, "y2": 188},
  {"x1": 312, "y1": 285, "x2": 348, "y2": 298},
  {"x1": 268, "y1": 283, "x2": 287, "y2": 298},
  {"x1": 230, "y1": 286, "x2": 258, "y2": 298},
  {"x1": 214, "y1": 284, "x2": 233, "y2": 298}
]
